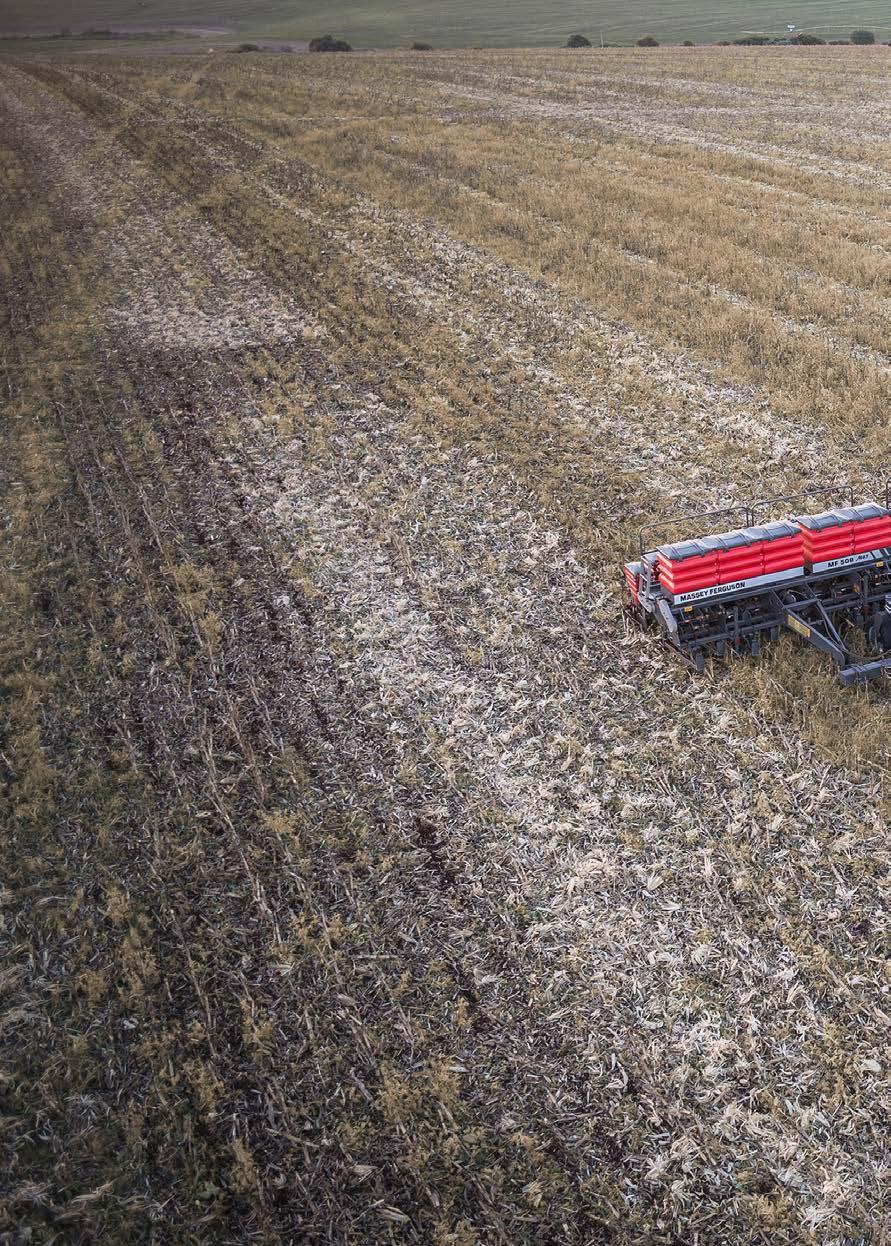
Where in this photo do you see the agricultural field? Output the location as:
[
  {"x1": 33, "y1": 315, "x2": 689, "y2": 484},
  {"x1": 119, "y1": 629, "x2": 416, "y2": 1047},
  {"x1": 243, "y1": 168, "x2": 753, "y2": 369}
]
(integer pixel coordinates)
[{"x1": 1, "y1": 44, "x2": 890, "y2": 1246}]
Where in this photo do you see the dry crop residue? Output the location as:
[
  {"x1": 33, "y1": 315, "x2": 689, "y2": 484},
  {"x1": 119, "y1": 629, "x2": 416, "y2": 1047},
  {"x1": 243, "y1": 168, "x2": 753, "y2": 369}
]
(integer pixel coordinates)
[{"x1": 1, "y1": 47, "x2": 889, "y2": 1246}]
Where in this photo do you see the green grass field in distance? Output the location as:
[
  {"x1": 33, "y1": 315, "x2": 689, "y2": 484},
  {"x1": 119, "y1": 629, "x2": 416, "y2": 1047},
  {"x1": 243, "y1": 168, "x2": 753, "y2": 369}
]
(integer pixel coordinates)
[{"x1": 2, "y1": 0, "x2": 889, "y2": 48}]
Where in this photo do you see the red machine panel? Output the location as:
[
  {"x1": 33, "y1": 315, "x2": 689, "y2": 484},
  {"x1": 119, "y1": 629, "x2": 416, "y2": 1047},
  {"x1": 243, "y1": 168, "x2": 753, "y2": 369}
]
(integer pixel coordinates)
[
  {"x1": 656, "y1": 543, "x2": 719, "y2": 595},
  {"x1": 656, "y1": 520, "x2": 804, "y2": 602},
  {"x1": 623, "y1": 561, "x2": 641, "y2": 604},
  {"x1": 797, "y1": 504, "x2": 891, "y2": 572}
]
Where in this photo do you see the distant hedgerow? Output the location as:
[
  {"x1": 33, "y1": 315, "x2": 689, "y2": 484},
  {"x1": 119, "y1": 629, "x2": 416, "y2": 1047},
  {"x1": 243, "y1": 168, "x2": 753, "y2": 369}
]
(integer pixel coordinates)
[{"x1": 309, "y1": 34, "x2": 352, "y2": 52}]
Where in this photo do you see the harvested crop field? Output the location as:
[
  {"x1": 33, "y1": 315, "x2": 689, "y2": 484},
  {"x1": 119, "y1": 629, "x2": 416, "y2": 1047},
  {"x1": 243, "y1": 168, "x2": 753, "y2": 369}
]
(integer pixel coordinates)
[{"x1": 1, "y1": 46, "x2": 889, "y2": 1245}]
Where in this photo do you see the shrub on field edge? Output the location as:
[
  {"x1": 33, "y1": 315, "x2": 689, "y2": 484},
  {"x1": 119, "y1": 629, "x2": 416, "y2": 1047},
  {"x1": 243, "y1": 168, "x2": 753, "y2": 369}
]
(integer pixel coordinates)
[
  {"x1": 411, "y1": 41, "x2": 433, "y2": 50},
  {"x1": 232, "y1": 42, "x2": 260, "y2": 52},
  {"x1": 309, "y1": 34, "x2": 352, "y2": 52},
  {"x1": 637, "y1": 35, "x2": 659, "y2": 47},
  {"x1": 566, "y1": 33, "x2": 592, "y2": 47},
  {"x1": 795, "y1": 33, "x2": 826, "y2": 44},
  {"x1": 682, "y1": 40, "x2": 694, "y2": 46},
  {"x1": 851, "y1": 29, "x2": 875, "y2": 44}
]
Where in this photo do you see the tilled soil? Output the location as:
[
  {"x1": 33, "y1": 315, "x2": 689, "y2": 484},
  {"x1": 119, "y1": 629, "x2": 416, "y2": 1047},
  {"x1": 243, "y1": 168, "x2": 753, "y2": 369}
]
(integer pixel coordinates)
[{"x1": 1, "y1": 54, "x2": 888, "y2": 1246}]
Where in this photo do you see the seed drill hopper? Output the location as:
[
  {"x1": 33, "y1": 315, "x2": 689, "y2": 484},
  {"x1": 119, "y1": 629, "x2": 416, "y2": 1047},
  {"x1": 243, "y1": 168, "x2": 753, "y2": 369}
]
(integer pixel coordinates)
[{"x1": 623, "y1": 486, "x2": 891, "y2": 685}]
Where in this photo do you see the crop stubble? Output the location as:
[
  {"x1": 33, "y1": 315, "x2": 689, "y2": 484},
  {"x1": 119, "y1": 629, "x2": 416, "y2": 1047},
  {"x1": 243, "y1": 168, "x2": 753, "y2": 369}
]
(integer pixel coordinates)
[{"x1": 1, "y1": 48, "x2": 889, "y2": 1246}]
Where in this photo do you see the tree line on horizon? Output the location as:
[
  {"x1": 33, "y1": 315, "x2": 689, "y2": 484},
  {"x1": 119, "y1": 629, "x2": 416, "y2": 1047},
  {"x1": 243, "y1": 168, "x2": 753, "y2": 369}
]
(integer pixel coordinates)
[{"x1": 565, "y1": 28, "x2": 879, "y2": 48}]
